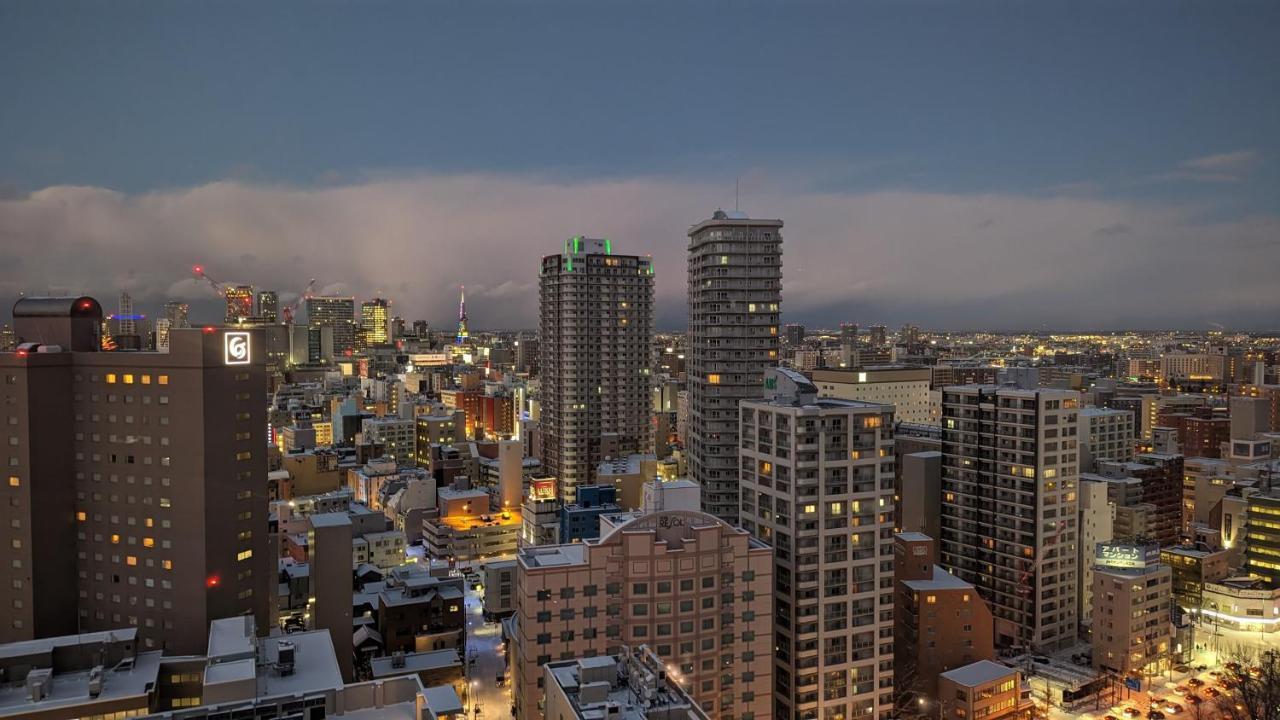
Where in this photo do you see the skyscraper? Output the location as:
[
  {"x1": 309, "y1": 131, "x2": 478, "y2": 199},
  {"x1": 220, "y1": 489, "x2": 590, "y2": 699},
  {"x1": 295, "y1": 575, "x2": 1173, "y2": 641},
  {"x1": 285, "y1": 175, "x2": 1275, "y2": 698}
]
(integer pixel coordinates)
[
  {"x1": 117, "y1": 291, "x2": 136, "y2": 337},
  {"x1": 163, "y1": 301, "x2": 190, "y2": 329},
  {"x1": 739, "y1": 368, "x2": 896, "y2": 720},
  {"x1": 687, "y1": 209, "x2": 782, "y2": 522},
  {"x1": 1, "y1": 298, "x2": 269, "y2": 652},
  {"x1": 305, "y1": 296, "x2": 357, "y2": 354},
  {"x1": 539, "y1": 236, "x2": 653, "y2": 502},
  {"x1": 455, "y1": 286, "x2": 468, "y2": 345},
  {"x1": 225, "y1": 285, "x2": 254, "y2": 324},
  {"x1": 939, "y1": 385, "x2": 1081, "y2": 651},
  {"x1": 360, "y1": 297, "x2": 390, "y2": 346},
  {"x1": 256, "y1": 290, "x2": 279, "y2": 323}
]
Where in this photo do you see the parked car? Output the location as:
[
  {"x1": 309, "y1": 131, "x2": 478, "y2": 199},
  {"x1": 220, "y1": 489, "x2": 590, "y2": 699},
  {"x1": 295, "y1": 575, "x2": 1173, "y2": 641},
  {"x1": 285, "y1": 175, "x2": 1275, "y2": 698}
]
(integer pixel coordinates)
[{"x1": 1164, "y1": 703, "x2": 1184, "y2": 714}]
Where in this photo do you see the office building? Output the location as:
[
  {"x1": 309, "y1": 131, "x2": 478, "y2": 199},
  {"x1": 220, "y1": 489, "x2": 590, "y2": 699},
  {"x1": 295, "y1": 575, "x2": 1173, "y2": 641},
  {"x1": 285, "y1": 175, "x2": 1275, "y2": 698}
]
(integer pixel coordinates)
[
  {"x1": 116, "y1": 291, "x2": 137, "y2": 338},
  {"x1": 1090, "y1": 542, "x2": 1172, "y2": 676},
  {"x1": 224, "y1": 284, "x2": 254, "y2": 324},
  {"x1": 361, "y1": 297, "x2": 391, "y2": 347},
  {"x1": 1245, "y1": 490, "x2": 1280, "y2": 588},
  {"x1": 868, "y1": 325, "x2": 888, "y2": 348},
  {"x1": 360, "y1": 416, "x2": 416, "y2": 465},
  {"x1": 939, "y1": 385, "x2": 1081, "y2": 651},
  {"x1": 257, "y1": 290, "x2": 279, "y2": 323},
  {"x1": 895, "y1": 533, "x2": 995, "y2": 707},
  {"x1": 811, "y1": 366, "x2": 933, "y2": 424},
  {"x1": 539, "y1": 237, "x2": 653, "y2": 503},
  {"x1": 738, "y1": 368, "x2": 896, "y2": 720},
  {"x1": 306, "y1": 296, "x2": 357, "y2": 354},
  {"x1": 1, "y1": 297, "x2": 269, "y2": 653},
  {"x1": 1160, "y1": 544, "x2": 1231, "y2": 620},
  {"x1": 784, "y1": 323, "x2": 806, "y2": 346},
  {"x1": 512, "y1": 509, "x2": 773, "y2": 719},
  {"x1": 686, "y1": 210, "x2": 783, "y2": 521},
  {"x1": 542, "y1": 647, "x2": 710, "y2": 720}
]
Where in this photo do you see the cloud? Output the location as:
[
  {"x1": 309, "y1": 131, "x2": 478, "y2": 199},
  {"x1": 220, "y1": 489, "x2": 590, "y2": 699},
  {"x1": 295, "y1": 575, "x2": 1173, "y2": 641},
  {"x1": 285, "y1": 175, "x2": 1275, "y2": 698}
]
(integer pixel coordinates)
[
  {"x1": 1, "y1": 172, "x2": 1278, "y2": 330},
  {"x1": 1152, "y1": 149, "x2": 1260, "y2": 183}
]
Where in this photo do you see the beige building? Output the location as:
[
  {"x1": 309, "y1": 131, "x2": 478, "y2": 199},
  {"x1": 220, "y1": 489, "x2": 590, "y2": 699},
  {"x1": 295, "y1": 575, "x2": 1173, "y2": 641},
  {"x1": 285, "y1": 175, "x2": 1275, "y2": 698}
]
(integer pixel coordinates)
[
  {"x1": 1091, "y1": 542, "x2": 1173, "y2": 676},
  {"x1": 1079, "y1": 407, "x2": 1135, "y2": 472},
  {"x1": 1, "y1": 298, "x2": 269, "y2": 655},
  {"x1": 596, "y1": 453, "x2": 659, "y2": 510},
  {"x1": 512, "y1": 509, "x2": 773, "y2": 719},
  {"x1": 810, "y1": 366, "x2": 933, "y2": 425},
  {"x1": 739, "y1": 368, "x2": 896, "y2": 720},
  {"x1": 934, "y1": 661, "x2": 1032, "y2": 720},
  {"x1": 1077, "y1": 478, "x2": 1114, "y2": 629}
]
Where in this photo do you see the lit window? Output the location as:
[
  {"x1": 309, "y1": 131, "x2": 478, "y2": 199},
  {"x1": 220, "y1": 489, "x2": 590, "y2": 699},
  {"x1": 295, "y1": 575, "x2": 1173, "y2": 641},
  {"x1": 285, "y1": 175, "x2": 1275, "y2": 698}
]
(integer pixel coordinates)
[
  {"x1": 126, "y1": 556, "x2": 137, "y2": 566},
  {"x1": 123, "y1": 374, "x2": 134, "y2": 384},
  {"x1": 145, "y1": 518, "x2": 153, "y2": 528},
  {"x1": 158, "y1": 375, "x2": 169, "y2": 385},
  {"x1": 110, "y1": 534, "x2": 121, "y2": 544},
  {"x1": 162, "y1": 560, "x2": 172, "y2": 570},
  {"x1": 926, "y1": 595, "x2": 937, "y2": 604},
  {"x1": 760, "y1": 461, "x2": 772, "y2": 475},
  {"x1": 963, "y1": 594, "x2": 970, "y2": 602},
  {"x1": 141, "y1": 375, "x2": 151, "y2": 385},
  {"x1": 707, "y1": 374, "x2": 721, "y2": 385},
  {"x1": 7, "y1": 476, "x2": 17, "y2": 487},
  {"x1": 143, "y1": 538, "x2": 155, "y2": 548},
  {"x1": 76, "y1": 511, "x2": 86, "y2": 522},
  {"x1": 106, "y1": 374, "x2": 117, "y2": 384},
  {"x1": 236, "y1": 549, "x2": 253, "y2": 561},
  {"x1": 803, "y1": 504, "x2": 816, "y2": 514}
]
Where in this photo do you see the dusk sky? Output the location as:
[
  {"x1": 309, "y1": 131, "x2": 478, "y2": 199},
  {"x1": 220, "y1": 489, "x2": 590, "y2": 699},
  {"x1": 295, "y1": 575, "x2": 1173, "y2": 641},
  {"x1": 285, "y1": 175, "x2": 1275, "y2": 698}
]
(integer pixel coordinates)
[{"x1": 2, "y1": 1, "x2": 1278, "y2": 330}]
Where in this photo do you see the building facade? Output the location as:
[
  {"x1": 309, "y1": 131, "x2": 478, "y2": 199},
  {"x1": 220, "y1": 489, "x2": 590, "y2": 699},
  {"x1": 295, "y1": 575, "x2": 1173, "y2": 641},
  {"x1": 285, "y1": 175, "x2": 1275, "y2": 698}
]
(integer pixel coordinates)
[
  {"x1": 539, "y1": 237, "x2": 653, "y2": 503},
  {"x1": 306, "y1": 296, "x2": 357, "y2": 354},
  {"x1": 687, "y1": 210, "x2": 783, "y2": 522},
  {"x1": 939, "y1": 385, "x2": 1081, "y2": 651},
  {"x1": 738, "y1": 368, "x2": 896, "y2": 720},
  {"x1": 1, "y1": 299, "x2": 269, "y2": 653},
  {"x1": 1090, "y1": 542, "x2": 1172, "y2": 676},
  {"x1": 512, "y1": 509, "x2": 773, "y2": 720}
]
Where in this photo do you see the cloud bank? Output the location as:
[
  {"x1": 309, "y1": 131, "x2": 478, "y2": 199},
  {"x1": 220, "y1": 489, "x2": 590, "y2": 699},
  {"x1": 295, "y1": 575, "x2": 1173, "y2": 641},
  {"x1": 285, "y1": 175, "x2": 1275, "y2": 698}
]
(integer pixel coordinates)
[{"x1": 1, "y1": 173, "x2": 1277, "y2": 330}]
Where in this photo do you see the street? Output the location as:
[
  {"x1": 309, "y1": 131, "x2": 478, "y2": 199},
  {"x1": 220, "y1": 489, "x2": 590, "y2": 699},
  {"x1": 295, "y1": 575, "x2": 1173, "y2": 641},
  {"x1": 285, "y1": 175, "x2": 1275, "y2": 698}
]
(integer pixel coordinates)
[{"x1": 461, "y1": 573, "x2": 513, "y2": 719}]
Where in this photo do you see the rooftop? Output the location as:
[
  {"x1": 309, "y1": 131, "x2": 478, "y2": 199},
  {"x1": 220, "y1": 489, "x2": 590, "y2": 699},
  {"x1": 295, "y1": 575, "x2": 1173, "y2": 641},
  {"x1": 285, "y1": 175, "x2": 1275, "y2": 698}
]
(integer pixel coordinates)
[
  {"x1": 369, "y1": 649, "x2": 463, "y2": 678},
  {"x1": 903, "y1": 565, "x2": 975, "y2": 592},
  {"x1": 519, "y1": 544, "x2": 587, "y2": 569},
  {"x1": 0, "y1": 627, "x2": 138, "y2": 662},
  {"x1": 0, "y1": 651, "x2": 162, "y2": 716},
  {"x1": 940, "y1": 660, "x2": 1019, "y2": 688}
]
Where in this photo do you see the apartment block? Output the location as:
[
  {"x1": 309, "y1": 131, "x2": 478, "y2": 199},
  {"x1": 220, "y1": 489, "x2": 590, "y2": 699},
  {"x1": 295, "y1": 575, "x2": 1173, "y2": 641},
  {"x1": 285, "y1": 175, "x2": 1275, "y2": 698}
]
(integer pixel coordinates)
[
  {"x1": 512, "y1": 509, "x2": 773, "y2": 719},
  {"x1": 1090, "y1": 542, "x2": 1172, "y2": 676},
  {"x1": 1078, "y1": 407, "x2": 1135, "y2": 472},
  {"x1": 686, "y1": 210, "x2": 783, "y2": 522},
  {"x1": 738, "y1": 368, "x2": 896, "y2": 720},
  {"x1": 539, "y1": 237, "x2": 654, "y2": 502},
  {"x1": 1, "y1": 298, "x2": 270, "y2": 654},
  {"x1": 810, "y1": 366, "x2": 933, "y2": 425},
  {"x1": 938, "y1": 385, "x2": 1081, "y2": 651}
]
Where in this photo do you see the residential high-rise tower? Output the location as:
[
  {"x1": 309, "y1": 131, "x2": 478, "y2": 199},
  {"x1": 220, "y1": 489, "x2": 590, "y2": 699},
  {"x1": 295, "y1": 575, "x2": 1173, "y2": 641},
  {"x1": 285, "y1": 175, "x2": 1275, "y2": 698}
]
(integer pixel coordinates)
[
  {"x1": 686, "y1": 210, "x2": 782, "y2": 521},
  {"x1": 538, "y1": 237, "x2": 653, "y2": 502},
  {"x1": 305, "y1": 296, "x2": 357, "y2": 355}
]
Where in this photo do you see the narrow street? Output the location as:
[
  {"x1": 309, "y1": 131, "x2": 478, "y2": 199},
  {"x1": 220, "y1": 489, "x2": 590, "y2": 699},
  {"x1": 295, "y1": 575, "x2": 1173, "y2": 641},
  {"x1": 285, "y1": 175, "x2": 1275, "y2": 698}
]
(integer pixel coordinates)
[{"x1": 461, "y1": 574, "x2": 512, "y2": 719}]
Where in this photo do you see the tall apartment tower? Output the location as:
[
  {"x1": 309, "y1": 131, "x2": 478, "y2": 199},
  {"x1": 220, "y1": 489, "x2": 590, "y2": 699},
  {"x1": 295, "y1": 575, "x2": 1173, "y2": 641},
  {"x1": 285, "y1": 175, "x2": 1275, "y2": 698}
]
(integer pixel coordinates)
[
  {"x1": 224, "y1": 285, "x2": 254, "y2": 324},
  {"x1": 1, "y1": 298, "x2": 270, "y2": 654},
  {"x1": 939, "y1": 385, "x2": 1081, "y2": 651},
  {"x1": 538, "y1": 237, "x2": 653, "y2": 503},
  {"x1": 117, "y1": 292, "x2": 136, "y2": 337},
  {"x1": 687, "y1": 210, "x2": 783, "y2": 522},
  {"x1": 360, "y1": 297, "x2": 391, "y2": 347},
  {"x1": 739, "y1": 368, "x2": 897, "y2": 720},
  {"x1": 512, "y1": 509, "x2": 773, "y2": 720},
  {"x1": 256, "y1": 290, "x2": 279, "y2": 323},
  {"x1": 163, "y1": 301, "x2": 190, "y2": 329},
  {"x1": 305, "y1": 296, "x2": 357, "y2": 354}
]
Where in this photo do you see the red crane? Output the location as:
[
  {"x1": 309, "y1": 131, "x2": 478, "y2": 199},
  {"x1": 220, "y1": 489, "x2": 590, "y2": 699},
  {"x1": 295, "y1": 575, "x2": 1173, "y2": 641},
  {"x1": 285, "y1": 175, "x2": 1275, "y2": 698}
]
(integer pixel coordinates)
[{"x1": 281, "y1": 278, "x2": 317, "y2": 324}]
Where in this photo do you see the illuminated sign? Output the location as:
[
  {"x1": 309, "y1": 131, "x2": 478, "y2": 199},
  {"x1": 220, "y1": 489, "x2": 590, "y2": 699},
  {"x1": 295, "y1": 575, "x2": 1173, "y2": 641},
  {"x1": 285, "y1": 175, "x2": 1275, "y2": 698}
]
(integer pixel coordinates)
[
  {"x1": 1095, "y1": 542, "x2": 1160, "y2": 569},
  {"x1": 224, "y1": 331, "x2": 251, "y2": 365}
]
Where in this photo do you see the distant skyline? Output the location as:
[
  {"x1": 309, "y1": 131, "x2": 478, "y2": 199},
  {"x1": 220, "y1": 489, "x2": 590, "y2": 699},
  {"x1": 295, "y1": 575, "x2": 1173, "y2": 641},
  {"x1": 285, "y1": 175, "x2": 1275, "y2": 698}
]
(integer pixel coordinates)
[{"x1": 2, "y1": 1, "x2": 1278, "y2": 330}]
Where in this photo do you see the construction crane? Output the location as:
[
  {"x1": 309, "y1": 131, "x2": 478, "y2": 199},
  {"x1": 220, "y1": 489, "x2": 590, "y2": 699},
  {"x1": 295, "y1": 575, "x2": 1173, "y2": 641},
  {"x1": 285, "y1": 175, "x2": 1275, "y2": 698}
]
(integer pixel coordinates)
[
  {"x1": 192, "y1": 265, "x2": 226, "y2": 297},
  {"x1": 281, "y1": 278, "x2": 317, "y2": 324}
]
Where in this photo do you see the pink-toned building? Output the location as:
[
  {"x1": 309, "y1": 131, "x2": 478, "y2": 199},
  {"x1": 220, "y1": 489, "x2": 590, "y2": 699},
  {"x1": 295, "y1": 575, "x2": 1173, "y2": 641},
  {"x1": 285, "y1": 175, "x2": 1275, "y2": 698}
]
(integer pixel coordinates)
[{"x1": 512, "y1": 509, "x2": 774, "y2": 720}]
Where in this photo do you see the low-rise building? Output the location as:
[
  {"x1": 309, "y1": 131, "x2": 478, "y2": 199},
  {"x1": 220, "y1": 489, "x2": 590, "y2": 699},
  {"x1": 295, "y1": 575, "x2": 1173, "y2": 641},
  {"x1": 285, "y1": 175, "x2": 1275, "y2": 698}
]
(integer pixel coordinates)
[
  {"x1": 542, "y1": 647, "x2": 709, "y2": 720},
  {"x1": 935, "y1": 661, "x2": 1033, "y2": 720},
  {"x1": 1091, "y1": 542, "x2": 1173, "y2": 676},
  {"x1": 482, "y1": 558, "x2": 518, "y2": 620}
]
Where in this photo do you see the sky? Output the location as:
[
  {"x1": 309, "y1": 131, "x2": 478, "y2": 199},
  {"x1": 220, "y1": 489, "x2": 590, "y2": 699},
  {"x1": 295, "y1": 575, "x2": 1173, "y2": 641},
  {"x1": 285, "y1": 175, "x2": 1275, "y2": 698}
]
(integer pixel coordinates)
[{"x1": 1, "y1": 0, "x2": 1278, "y2": 331}]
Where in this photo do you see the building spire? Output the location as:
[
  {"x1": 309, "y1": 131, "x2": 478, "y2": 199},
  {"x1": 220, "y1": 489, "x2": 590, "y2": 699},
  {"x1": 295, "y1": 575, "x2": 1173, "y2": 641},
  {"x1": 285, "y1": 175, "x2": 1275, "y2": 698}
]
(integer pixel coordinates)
[{"x1": 455, "y1": 284, "x2": 468, "y2": 345}]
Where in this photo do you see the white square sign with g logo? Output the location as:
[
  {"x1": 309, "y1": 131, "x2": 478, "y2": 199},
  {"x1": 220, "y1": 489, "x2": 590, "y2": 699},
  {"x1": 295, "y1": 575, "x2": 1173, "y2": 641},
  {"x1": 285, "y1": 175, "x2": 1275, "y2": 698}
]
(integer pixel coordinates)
[{"x1": 224, "y1": 331, "x2": 251, "y2": 365}]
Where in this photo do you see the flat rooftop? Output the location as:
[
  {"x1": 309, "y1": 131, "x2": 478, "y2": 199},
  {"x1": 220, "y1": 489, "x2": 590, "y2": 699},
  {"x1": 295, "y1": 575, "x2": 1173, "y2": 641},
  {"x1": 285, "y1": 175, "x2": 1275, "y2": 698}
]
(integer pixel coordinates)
[
  {"x1": 369, "y1": 649, "x2": 462, "y2": 678},
  {"x1": 519, "y1": 544, "x2": 587, "y2": 569},
  {"x1": 940, "y1": 660, "x2": 1019, "y2": 688},
  {"x1": 903, "y1": 566, "x2": 974, "y2": 592},
  {"x1": 0, "y1": 627, "x2": 138, "y2": 661},
  {"x1": 0, "y1": 650, "x2": 162, "y2": 716}
]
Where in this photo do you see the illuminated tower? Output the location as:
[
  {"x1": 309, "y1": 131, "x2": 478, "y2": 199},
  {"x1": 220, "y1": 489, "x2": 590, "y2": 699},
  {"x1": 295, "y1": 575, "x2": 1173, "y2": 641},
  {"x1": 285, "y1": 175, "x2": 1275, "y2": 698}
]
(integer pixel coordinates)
[
  {"x1": 225, "y1": 285, "x2": 254, "y2": 324},
  {"x1": 361, "y1": 297, "x2": 391, "y2": 346},
  {"x1": 455, "y1": 285, "x2": 469, "y2": 345}
]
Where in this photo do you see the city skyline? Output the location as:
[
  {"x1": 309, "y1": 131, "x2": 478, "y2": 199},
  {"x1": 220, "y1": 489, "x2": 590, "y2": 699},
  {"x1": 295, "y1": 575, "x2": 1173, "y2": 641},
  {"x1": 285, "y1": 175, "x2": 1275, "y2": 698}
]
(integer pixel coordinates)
[{"x1": 2, "y1": 2, "x2": 1279, "y2": 330}]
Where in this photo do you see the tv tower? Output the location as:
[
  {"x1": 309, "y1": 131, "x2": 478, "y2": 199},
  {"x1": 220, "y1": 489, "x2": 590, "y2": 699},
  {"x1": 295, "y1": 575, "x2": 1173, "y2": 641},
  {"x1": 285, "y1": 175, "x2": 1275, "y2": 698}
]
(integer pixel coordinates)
[{"x1": 455, "y1": 285, "x2": 469, "y2": 345}]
